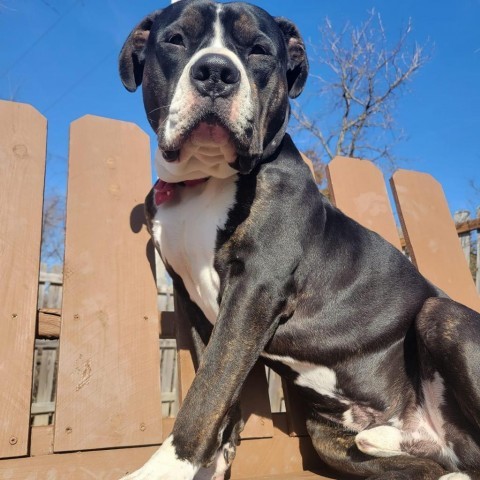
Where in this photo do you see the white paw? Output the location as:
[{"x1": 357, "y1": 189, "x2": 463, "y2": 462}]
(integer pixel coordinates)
[
  {"x1": 120, "y1": 436, "x2": 198, "y2": 480},
  {"x1": 438, "y1": 474, "x2": 471, "y2": 480},
  {"x1": 355, "y1": 426, "x2": 407, "y2": 458},
  {"x1": 193, "y1": 442, "x2": 234, "y2": 480}
]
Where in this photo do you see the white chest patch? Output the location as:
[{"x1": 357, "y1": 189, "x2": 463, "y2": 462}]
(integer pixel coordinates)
[{"x1": 151, "y1": 175, "x2": 238, "y2": 324}]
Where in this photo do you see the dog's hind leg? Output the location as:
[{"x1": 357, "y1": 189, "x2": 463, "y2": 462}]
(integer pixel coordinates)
[
  {"x1": 306, "y1": 416, "x2": 447, "y2": 479},
  {"x1": 415, "y1": 298, "x2": 480, "y2": 432}
]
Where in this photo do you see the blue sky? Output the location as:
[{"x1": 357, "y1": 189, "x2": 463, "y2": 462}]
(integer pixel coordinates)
[{"x1": 0, "y1": 0, "x2": 479, "y2": 216}]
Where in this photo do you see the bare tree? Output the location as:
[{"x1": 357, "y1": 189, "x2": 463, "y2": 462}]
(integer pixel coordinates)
[
  {"x1": 292, "y1": 10, "x2": 429, "y2": 178},
  {"x1": 41, "y1": 193, "x2": 65, "y2": 264},
  {"x1": 471, "y1": 180, "x2": 480, "y2": 200}
]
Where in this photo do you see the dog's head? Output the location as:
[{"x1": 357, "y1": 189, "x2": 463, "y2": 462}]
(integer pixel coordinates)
[{"x1": 119, "y1": 0, "x2": 308, "y2": 176}]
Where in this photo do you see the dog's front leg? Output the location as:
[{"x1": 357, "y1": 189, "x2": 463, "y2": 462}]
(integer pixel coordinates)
[
  {"x1": 121, "y1": 275, "x2": 290, "y2": 480},
  {"x1": 175, "y1": 281, "x2": 243, "y2": 480}
]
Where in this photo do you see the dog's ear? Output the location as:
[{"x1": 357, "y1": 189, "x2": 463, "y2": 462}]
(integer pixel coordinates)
[
  {"x1": 275, "y1": 17, "x2": 309, "y2": 98},
  {"x1": 119, "y1": 10, "x2": 162, "y2": 92}
]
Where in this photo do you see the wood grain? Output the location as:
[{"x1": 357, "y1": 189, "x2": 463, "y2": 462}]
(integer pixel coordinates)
[
  {"x1": 37, "y1": 309, "x2": 176, "y2": 339},
  {"x1": 0, "y1": 415, "x2": 339, "y2": 480},
  {"x1": 391, "y1": 169, "x2": 480, "y2": 311},
  {"x1": 327, "y1": 156, "x2": 402, "y2": 250},
  {"x1": 0, "y1": 100, "x2": 46, "y2": 458},
  {"x1": 53, "y1": 115, "x2": 162, "y2": 451}
]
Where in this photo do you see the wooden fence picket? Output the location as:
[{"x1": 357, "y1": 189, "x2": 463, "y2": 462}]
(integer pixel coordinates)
[
  {"x1": 53, "y1": 115, "x2": 163, "y2": 451},
  {"x1": 0, "y1": 100, "x2": 46, "y2": 458},
  {"x1": 391, "y1": 169, "x2": 480, "y2": 312},
  {"x1": 32, "y1": 340, "x2": 58, "y2": 425},
  {"x1": 327, "y1": 156, "x2": 402, "y2": 250},
  {"x1": 1, "y1": 99, "x2": 479, "y2": 478}
]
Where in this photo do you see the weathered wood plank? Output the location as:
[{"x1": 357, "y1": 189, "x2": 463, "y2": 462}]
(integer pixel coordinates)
[
  {"x1": 160, "y1": 338, "x2": 178, "y2": 417},
  {"x1": 38, "y1": 263, "x2": 48, "y2": 309},
  {"x1": 0, "y1": 100, "x2": 46, "y2": 458},
  {"x1": 0, "y1": 416, "x2": 334, "y2": 480},
  {"x1": 232, "y1": 413, "x2": 335, "y2": 478},
  {"x1": 455, "y1": 217, "x2": 480, "y2": 235},
  {"x1": 37, "y1": 309, "x2": 62, "y2": 337},
  {"x1": 391, "y1": 170, "x2": 480, "y2": 311},
  {"x1": 282, "y1": 381, "x2": 308, "y2": 437},
  {"x1": 30, "y1": 425, "x2": 54, "y2": 457},
  {"x1": 37, "y1": 309, "x2": 176, "y2": 339},
  {"x1": 239, "y1": 362, "x2": 275, "y2": 439},
  {"x1": 454, "y1": 211, "x2": 471, "y2": 264},
  {"x1": 53, "y1": 115, "x2": 162, "y2": 451},
  {"x1": 327, "y1": 156, "x2": 402, "y2": 250},
  {"x1": 31, "y1": 401, "x2": 55, "y2": 415},
  {"x1": 32, "y1": 346, "x2": 56, "y2": 425},
  {"x1": 30, "y1": 419, "x2": 175, "y2": 458},
  {"x1": 46, "y1": 264, "x2": 63, "y2": 308},
  {"x1": 266, "y1": 368, "x2": 285, "y2": 413}
]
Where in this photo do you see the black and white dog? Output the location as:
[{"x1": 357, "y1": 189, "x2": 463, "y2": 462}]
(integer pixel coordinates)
[{"x1": 118, "y1": 1, "x2": 480, "y2": 479}]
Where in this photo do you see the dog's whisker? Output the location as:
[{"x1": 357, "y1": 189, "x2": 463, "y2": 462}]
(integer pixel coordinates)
[{"x1": 148, "y1": 104, "x2": 171, "y2": 115}]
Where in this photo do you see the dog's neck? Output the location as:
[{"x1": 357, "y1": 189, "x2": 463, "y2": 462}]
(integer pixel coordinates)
[{"x1": 155, "y1": 138, "x2": 238, "y2": 183}]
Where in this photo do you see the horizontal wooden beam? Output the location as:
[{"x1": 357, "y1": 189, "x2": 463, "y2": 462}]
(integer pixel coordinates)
[
  {"x1": 37, "y1": 310, "x2": 176, "y2": 339},
  {"x1": 29, "y1": 419, "x2": 175, "y2": 458},
  {"x1": 1, "y1": 415, "x2": 334, "y2": 480},
  {"x1": 30, "y1": 402, "x2": 55, "y2": 415},
  {"x1": 37, "y1": 309, "x2": 60, "y2": 337},
  {"x1": 456, "y1": 217, "x2": 480, "y2": 235},
  {"x1": 38, "y1": 271, "x2": 63, "y2": 285}
]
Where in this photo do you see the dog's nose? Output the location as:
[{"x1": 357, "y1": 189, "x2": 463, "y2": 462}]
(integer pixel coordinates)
[{"x1": 190, "y1": 54, "x2": 240, "y2": 98}]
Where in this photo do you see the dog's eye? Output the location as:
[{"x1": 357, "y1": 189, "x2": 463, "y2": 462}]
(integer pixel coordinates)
[
  {"x1": 167, "y1": 33, "x2": 185, "y2": 47},
  {"x1": 250, "y1": 44, "x2": 268, "y2": 56}
]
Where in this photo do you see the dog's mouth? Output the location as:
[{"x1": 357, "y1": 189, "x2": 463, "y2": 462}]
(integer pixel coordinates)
[
  {"x1": 176, "y1": 117, "x2": 237, "y2": 166},
  {"x1": 188, "y1": 118, "x2": 231, "y2": 147},
  {"x1": 155, "y1": 114, "x2": 242, "y2": 185},
  {"x1": 160, "y1": 113, "x2": 250, "y2": 164}
]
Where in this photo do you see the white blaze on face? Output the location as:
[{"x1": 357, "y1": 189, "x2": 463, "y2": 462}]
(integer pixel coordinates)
[{"x1": 162, "y1": 4, "x2": 254, "y2": 155}]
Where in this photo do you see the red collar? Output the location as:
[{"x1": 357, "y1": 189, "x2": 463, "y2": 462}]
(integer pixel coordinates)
[{"x1": 153, "y1": 178, "x2": 208, "y2": 206}]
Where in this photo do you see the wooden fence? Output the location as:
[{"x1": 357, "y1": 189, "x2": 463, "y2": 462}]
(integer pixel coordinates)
[
  {"x1": 30, "y1": 184, "x2": 480, "y2": 427},
  {"x1": 33, "y1": 263, "x2": 284, "y2": 425},
  {"x1": 1, "y1": 100, "x2": 479, "y2": 478}
]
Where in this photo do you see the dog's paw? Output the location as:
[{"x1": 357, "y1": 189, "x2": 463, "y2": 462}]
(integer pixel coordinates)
[
  {"x1": 120, "y1": 436, "x2": 197, "y2": 480},
  {"x1": 438, "y1": 474, "x2": 471, "y2": 480},
  {"x1": 193, "y1": 442, "x2": 236, "y2": 480},
  {"x1": 355, "y1": 426, "x2": 407, "y2": 458}
]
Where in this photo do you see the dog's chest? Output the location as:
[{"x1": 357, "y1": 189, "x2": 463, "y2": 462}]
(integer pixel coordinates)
[{"x1": 151, "y1": 176, "x2": 238, "y2": 324}]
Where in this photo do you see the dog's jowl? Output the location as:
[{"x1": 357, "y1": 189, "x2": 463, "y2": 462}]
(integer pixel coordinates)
[{"x1": 118, "y1": 1, "x2": 480, "y2": 479}]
